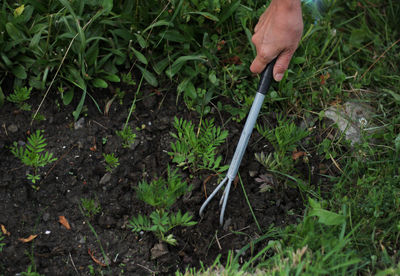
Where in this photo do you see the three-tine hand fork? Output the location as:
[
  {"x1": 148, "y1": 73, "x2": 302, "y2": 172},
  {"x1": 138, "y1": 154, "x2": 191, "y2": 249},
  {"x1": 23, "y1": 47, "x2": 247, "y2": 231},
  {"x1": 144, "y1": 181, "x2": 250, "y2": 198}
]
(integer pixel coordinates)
[{"x1": 199, "y1": 60, "x2": 276, "y2": 225}]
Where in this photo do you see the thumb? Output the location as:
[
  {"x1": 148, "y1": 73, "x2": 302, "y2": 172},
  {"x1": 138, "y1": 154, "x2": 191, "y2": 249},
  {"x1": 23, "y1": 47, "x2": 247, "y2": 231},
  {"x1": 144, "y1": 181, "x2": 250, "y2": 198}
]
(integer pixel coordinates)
[{"x1": 273, "y1": 50, "x2": 295, "y2": 81}]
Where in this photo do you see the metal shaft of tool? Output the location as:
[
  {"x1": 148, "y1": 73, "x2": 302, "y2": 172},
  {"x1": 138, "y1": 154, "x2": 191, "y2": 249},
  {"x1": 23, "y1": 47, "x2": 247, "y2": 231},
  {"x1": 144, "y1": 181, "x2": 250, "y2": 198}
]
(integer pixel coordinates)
[
  {"x1": 199, "y1": 59, "x2": 276, "y2": 225},
  {"x1": 199, "y1": 92, "x2": 266, "y2": 225},
  {"x1": 219, "y1": 92, "x2": 265, "y2": 224}
]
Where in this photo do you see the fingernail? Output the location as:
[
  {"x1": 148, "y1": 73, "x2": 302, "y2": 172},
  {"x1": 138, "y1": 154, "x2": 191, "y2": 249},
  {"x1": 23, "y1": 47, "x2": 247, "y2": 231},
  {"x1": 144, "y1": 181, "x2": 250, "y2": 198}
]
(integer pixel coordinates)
[{"x1": 275, "y1": 73, "x2": 283, "y2": 81}]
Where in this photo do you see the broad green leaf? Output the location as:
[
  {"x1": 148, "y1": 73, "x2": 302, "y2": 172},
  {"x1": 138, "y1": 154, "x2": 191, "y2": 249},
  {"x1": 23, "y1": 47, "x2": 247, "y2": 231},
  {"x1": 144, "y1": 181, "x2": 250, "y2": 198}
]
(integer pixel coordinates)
[
  {"x1": 137, "y1": 65, "x2": 158, "y2": 87},
  {"x1": 101, "y1": 0, "x2": 113, "y2": 14},
  {"x1": 1, "y1": 53, "x2": 13, "y2": 66},
  {"x1": 167, "y1": 55, "x2": 206, "y2": 78},
  {"x1": 5, "y1": 22, "x2": 26, "y2": 41},
  {"x1": 308, "y1": 198, "x2": 345, "y2": 226},
  {"x1": 104, "y1": 74, "x2": 120, "y2": 82},
  {"x1": 292, "y1": 57, "x2": 306, "y2": 64},
  {"x1": 134, "y1": 33, "x2": 147, "y2": 49},
  {"x1": 143, "y1": 20, "x2": 174, "y2": 34},
  {"x1": 184, "y1": 81, "x2": 197, "y2": 100},
  {"x1": 131, "y1": 47, "x2": 148, "y2": 64},
  {"x1": 178, "y1": 79, "x2": 196, "y2": 100},
  {"x1": 29, "y1": 31, "x2": 42, "y2": 50},
  {"x1": 62, "y1": 90, "x2": 74, "y2": 105},
  {"x1": 12, "y1": 64, "x2": 27, "y2": 79},
  {"x1": 72, "y1": 89, "x2": 86, "y2": 121},
  {"x1": 383, "y1": 88, "x2": 400, "y2": 103},
  {"x1": 209, "y1": 71, "x2": 218, "y2": 85},
  {"x1": 86, "y1": 43, "x2": 99, "y2": 66},
  {"x1": 66, "y1": 67, "x2": 86, "y2": 91},
  {"x1": 93, "y1": 78, "x2": 108, "y2": 88},
  {"x1": 188, "y1": 11, "x2": 219, "y2": 22},
  {"x1": 153, "y1": 57, "x2": 170, "y2": 75},
  {"x1": 161, "y1": 30, "x2": 187, "y2": 43}
]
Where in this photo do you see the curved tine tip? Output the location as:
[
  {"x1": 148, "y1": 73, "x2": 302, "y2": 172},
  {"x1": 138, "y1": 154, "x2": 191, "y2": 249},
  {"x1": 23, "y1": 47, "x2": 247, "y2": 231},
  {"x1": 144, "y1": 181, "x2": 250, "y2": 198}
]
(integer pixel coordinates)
[
  {"x1": 199, "y1": 176, "x2": 228, "y2": 218},
  {"x1": 219, "y1": 178, "x2": 233, "y2": 226}
]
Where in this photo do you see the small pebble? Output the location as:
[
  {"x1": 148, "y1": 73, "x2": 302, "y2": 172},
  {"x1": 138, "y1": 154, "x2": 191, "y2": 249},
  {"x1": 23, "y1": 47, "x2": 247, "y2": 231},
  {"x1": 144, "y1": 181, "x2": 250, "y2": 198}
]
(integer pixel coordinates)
[
  {"x1": 7, "y1": 124, "x2": 18, "y2": 133},
  {"x1": 74, "y1": 117, "x2": 85, "y2": 130},
  {"x1": 99, "y1": 173, "x2": 112, "y2": 185},
  {"x1": 43, "y1": 212, "x2": 50, "y2": 222}
]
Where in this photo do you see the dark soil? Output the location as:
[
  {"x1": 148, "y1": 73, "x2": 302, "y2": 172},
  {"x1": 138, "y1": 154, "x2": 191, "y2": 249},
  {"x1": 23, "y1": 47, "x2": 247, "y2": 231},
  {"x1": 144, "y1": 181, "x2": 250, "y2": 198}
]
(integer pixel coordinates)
[{"x1": 0, "y1": 84, "x2": 311, "y2": 275}]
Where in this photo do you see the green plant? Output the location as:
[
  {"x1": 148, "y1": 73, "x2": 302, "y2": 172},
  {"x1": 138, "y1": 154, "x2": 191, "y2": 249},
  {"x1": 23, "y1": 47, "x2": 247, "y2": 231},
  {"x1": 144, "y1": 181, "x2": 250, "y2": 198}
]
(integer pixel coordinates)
[
  {"x1": 103, "y1": 153, "x2": 119, "y2": 173},
  {"x1": 20, "y1": 264, "x2": 43, "y2": 276},
  {"x1": 81, "y1": 198, "x2": 101, "y2": 218},
  {"x1": 116, "y1": 126, "x2": 136, "y2": 148},
  {"x1": 10, "y1": 130, "x2": 57, "y2": 186},
  {"x1": 256, "y1": 118, "x2": 309, "y2": 174},
  {"x1": 128, "y1": 167, "x2": 196, "y2": 245},
  {"x1": 6, "y1": 86, "x2": 32, "y2": 111},
  {"x1": 169, "y1": 117, "x2": 229, "y2": 173}
]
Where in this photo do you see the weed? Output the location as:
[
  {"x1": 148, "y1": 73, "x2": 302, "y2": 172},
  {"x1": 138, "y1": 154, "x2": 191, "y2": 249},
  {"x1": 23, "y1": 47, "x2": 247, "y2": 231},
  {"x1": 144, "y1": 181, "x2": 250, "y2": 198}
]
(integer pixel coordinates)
[
  {"x1": 6, "y1": 86, "x2": 32, "y2": 111},
  {"x1": 256, "y1": 117, "x2": 309, "y2": 174},
  {"x1": 128, "y1": 167, "x2": 196, "y2": 245},
  {"x1": 32, "y1": 113, "x2": 46, "y2": 122},
  {"x1": 121, "y1": 73, "x2": 136, "y2": 86},
  {"x1": 10, "y1": 130, "x2": 57, "y2": 186},
  {"x1": 115, "y1": 88, "x2": 126, "y2": 105},
  {"x1": 20, "y1": 264, "x2": 43, "y2": 276},
  {"x1": 103, "y1": 153, "x2": 119, "y2": 173},
  {"x1": 169, "y1": 117, "x2": 229, "y2": 173},
  {"x1": 81, "y1": 198, "x2": 101, "y2": 218},
  {"x1": 116, "y1": 126, "x2": 136, "y2": 149},
  {"x1": 88, "y1": 264, "x2": 95, "y2": 275}
]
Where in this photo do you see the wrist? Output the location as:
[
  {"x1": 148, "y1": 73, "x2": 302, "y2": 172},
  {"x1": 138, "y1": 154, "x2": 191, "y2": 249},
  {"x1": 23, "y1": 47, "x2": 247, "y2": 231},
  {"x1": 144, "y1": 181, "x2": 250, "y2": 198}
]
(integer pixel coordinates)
[{"x1": 270, "y1": 0, "x2": 301, "y2": 10}]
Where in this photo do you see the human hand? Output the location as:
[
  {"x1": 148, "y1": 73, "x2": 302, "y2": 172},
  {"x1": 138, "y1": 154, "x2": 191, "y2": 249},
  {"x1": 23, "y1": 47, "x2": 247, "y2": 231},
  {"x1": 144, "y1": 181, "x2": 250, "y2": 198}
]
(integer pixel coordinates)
[{"x1": 250, "y1": 0, "x2": 303, "y2": 81}]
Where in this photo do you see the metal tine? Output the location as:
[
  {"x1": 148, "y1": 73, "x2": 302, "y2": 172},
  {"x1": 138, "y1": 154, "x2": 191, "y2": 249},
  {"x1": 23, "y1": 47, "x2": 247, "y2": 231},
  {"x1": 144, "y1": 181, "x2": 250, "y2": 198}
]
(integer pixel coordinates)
[
  {"x1": 219, "y1": 178, "x2": 233, "y2": 225},
  {"x1": 199, "y1": 176, "x2": 228, "y2": 217}
]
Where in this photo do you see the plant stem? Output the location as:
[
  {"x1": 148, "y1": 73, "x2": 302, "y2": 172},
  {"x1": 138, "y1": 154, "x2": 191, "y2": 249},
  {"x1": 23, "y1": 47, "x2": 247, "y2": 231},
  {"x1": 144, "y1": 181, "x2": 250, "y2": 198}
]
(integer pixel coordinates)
[{"x1": 238, "y1": 173, "x2": 261, "y2": 232}]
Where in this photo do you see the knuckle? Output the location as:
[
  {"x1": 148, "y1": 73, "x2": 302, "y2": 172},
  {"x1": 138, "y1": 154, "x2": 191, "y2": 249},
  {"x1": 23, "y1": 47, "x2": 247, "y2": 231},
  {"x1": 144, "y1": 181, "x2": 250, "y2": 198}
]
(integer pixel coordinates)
[
  {"x1": 259, "y1": 49, "x2": 272, "y2": 61},
  {"x1": 251, "y1": 34, "x2": 259, "y2": 44}
]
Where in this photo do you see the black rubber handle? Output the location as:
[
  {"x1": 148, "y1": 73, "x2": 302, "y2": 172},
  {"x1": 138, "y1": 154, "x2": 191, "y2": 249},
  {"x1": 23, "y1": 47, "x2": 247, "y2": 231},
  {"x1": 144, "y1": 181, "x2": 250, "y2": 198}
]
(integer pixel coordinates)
[{"x1": 257, "y1": 58, "x2": 276, "y2": 95}]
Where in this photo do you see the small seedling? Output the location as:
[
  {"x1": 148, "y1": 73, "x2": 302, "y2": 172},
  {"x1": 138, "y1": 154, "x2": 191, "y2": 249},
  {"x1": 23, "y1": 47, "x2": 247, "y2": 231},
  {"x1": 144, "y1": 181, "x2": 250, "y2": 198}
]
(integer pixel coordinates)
[
  {"x1": 6, "y1": 86, "x2": 32, "y2": 111},
  {"x1": 103, "y1": 153, "x2": 119, "y2": 172},
  {"x1": 11, "y1": 130, "x2": 57, "y2": 187},
  {"x1": 115, "y1": 88, "x2": 126, "y2": 105},
  {"x1": 121, "y1": 73, "x2": 137, "y2": 86},
  {"x1": 32, "y1": 113, "x2": 46, "y2": 121},
  {"x1": 128, "y1": 166, "x2": 196, "y2": 245},
  {"x1": 169, "y1": 117, "x2": 228, "y2": 173},
  {"x1": 20, "y1": 264, "x2": 43, "y2": 276},
  {"x1": 81, "y1": 198, "x2": 101, "y2": 218},
  {"x1": 116, "y1": 125, "x2": 136, "y2": 148}
]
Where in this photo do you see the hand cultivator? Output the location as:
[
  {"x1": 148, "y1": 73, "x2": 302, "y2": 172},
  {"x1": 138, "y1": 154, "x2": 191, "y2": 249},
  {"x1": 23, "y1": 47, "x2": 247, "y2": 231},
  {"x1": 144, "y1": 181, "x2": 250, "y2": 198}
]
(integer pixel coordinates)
[{"x1": 199, "y1": 60, "x2": 276, "y2": 225}]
